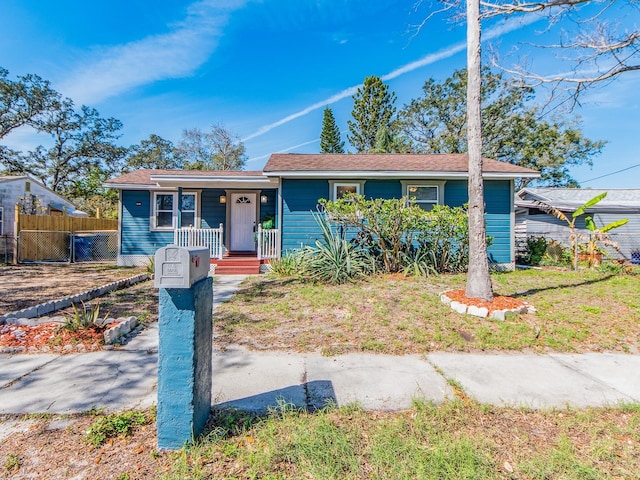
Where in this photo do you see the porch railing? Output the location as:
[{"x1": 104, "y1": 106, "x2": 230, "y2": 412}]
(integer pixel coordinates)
[
  {"x1": 174, "y1": 224, "x2": 224, "y2": 260},
  {"x1": 257, "y1": 225, "x2": 280, "y2": 260}
]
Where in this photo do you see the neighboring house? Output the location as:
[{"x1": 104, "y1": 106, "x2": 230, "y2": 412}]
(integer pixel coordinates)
[
  {"x1": 105, "y1": 153, "x2": 539, "y2": 271},
  {"x1": 0, "y1": 175, "x2": 86, "y2": 238},
  {"x1": 515, "y1": 187, "x2": 640, "y2": 261}
]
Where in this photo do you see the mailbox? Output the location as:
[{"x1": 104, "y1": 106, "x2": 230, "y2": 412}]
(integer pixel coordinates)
[{"x1": 154, "y1": 246, "x2": 211, "y2": 289}]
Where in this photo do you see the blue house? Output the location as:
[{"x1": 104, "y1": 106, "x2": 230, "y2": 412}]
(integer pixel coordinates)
[{"x1": 105, "y1": 153, "x2": 539, "y2": 273}]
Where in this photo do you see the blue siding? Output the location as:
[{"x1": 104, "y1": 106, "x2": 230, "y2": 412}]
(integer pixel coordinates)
[
  {"x1": 200, "y1": 189, "x2": 226, "y2": 229},
  {"x1": 121, "y1": 190, "x2": 173, "y2": 256},
  {"x1": 281, "y1": 179, "x2": 328, "y2": 251},
  {"x1": 280, "y1": 178, "x2": 513, "y2": 264},
  {"x1": 444, "y1": 179, "x2": 512, "y2": 264},
  {"x1": 485, "y1": 180, "x2": 512, "y2": 264},
  {"x1": 364, "y1": 180, "x2": 402, "y2": 199},
  {"x1": 259, "y1": 189, "x2": 277, "y2": 224}
]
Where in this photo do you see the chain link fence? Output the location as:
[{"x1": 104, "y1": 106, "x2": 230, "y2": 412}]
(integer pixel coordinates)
[
  {"x1": 517, "y1": 231, "x2": 640, "y2": 264},
  {"x1": 17, "y1": 230, "x2": 118, "y2": 264},
  {"x1": 1, "y1": 235, "x2": 16, "y2": 265}
]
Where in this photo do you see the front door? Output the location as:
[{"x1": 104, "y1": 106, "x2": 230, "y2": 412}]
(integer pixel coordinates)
[{"x1": 230, "y1": 193, "x2": 257, "y2": 251}]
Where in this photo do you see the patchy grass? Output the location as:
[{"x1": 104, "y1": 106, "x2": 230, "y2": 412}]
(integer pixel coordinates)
[
  {"x1": 2, "y1": 402, "x2": 639, "y2": 478},
  {"x1": 214, "y1": 268, "x2": 640, "y2": 354},
  {"x1": 158, "y1": 401, "x2": 640, "y2": 480}
]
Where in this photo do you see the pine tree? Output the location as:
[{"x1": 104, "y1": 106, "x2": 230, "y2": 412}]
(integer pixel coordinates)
[
  {"x1": 319, "y1": 107, "x2": 345, "y2": 153},
  {"x1": 347, "y1": 76, "x2": 397, "y2": 153}
]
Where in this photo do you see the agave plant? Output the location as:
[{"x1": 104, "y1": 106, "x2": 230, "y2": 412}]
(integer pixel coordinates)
[{"x1": 302, "y1": 212, "x2": 374, "y2": 284}]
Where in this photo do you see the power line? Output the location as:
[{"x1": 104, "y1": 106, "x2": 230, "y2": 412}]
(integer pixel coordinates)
[{"x1": 579, "y1": 163, "x2": 640, "y2": 184}]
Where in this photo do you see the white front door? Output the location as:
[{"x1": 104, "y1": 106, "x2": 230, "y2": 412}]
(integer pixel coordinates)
[{"x1": 230, "y1": 193, "x2": 257, "y2": 251}]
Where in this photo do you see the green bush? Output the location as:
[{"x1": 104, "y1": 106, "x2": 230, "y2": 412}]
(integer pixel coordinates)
[
  {"x1": 415, "y1": 204, "x2": 470, "y2": 273},
  {"x1": 302, "y1": 212, "x2": 374, "y2": 284},
  {"x1": 268, "y1": 250, "x2": 305, "y2": 277},
  {"x1": 320, "y1": 195, "x2": 427, "y2": 273},
  {"x1": 519, "y1": 236, "x2": 548, "y2": 266},
  {"x1": 540, "y1": 240, "x2": 572, "y2": 266}
]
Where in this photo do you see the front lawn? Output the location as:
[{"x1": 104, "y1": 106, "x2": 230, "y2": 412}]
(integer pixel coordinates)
[{"x1": 214, "y1": 268, "x2": 640, "y2": 355}]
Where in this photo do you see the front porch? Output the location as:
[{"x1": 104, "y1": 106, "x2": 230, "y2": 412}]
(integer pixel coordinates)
[{"x1": 174, "y1": 225, "x2": 279, "y2": 274}]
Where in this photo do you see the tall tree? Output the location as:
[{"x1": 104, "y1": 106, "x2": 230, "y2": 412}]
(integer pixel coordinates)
[
  {"x1": 125, "y1": 134, "x2": 182, "y2": 171},
  {"x1": 347, "y1": 75, "x2": 397, "y2": 153},
  {"x1": 398, "y1": 68, "x2": 604, "y2": 187},
  {"x1": 2, "y1": 98, "x2": 125, "y2": 195},
  {"x1": 177, "y1": 124, "x2": 246, "y2": 170},
  {"x1": 466, "y1": 0, "x2": 493, "y2": 301},
  {"x1": 319, "y1": 107, "x2": 345, "y2": 153},
  {"x1": 480, "y1": 0, "x2": 640, "y2": 104},
  {"x1": 0, "y1": 67, "x2": 60, "y2": 139}
]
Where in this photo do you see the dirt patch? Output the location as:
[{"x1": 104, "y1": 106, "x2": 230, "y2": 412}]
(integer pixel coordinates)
[
  {"x1": 0, "y1": 264, "x2": 147, "y2": 315},
  {"x1": 0, "y1": 264, "x2": 157, "y2": 352}
]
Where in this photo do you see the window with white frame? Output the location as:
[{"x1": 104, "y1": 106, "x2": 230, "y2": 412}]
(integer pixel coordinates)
[
  {"x1": 330, "y1": 181, "x2": 364, "y2": 201},
  {"x1": 153, "y1": 193, "x2": 174, "y2": 229},
  {"x1": 180, "y1": 192, "x2": 197, "y2": 227},
  {"x1": 152, "y1": 191, "x2": 199, "y2": 229},
  {"x1": 404, "y1": 183, "x2": 442, "y2": 211}
]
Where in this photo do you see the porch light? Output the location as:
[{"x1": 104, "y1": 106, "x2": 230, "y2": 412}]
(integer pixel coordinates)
[
  {"x1": 219, "y1": 195, "x2": 227, "y2": 204},
  {"x1": 260, "y1": 195, "x2": 268, "y2": 204}
]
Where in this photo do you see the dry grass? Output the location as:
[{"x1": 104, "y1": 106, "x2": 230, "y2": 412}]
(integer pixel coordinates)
[{"x1": 214, "y1": 268, "x2": 640, "y2": 355}]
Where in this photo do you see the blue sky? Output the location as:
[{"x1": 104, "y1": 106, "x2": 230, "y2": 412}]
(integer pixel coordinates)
[{"x1": 1, "y1": 0, "x2": 638, "y2": 188}]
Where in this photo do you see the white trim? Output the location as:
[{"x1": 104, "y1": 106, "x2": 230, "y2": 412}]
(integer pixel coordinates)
[
  {"x1": 401, "y1": 181, "x2": 446, "y2": 209},
  {"x1": 510, "y1": 179, "x2": 515, "y2": 264},
  {"x1": 329, "y1": 181, "x2": 365, "y2": 201},
  {"x1": 229, "y1": 192, "x2": 258, "y2": 251},
  {"x1": 265, "y1": 170, "x2": 540, "y2": 180},
  {"x1": 0, "y1": 206, "x2": 3, "y2": 236},
  {"x1": 150, "y1": 190, "x2": 201, "y2": 231}
]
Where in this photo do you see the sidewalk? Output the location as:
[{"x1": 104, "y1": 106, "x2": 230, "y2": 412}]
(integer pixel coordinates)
[{"x1": 1, "y1": 275, "x2": 639, "y2": 415}]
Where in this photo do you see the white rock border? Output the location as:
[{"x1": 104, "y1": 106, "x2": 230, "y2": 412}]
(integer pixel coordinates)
[{"x1": 440, "y1": 292, "x2": 536, "y2": 321}]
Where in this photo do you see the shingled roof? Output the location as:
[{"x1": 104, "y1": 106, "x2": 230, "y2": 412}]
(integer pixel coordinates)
[
  {"x1": 263, "y1": 153, "x2": 540, "y2": 176},
  {"x1": 105, "y1": 169, "x2": 265, "y2": 186}
]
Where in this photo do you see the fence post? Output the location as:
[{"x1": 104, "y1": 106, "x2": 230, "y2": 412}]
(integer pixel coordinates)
[
  {"x1": 155, "y1": 246, "x2": 213, "y2": 450},
  {"x1": 13, "y1": 204, "x2": 20, "y2": 264}
]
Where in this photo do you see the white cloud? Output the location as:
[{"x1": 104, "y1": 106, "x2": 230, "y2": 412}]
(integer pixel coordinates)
[
  {"x1": 243, "y1": 15, "x2": 542, "y2": 142},
  {"x1": 59, "y1": 0, "x2": 247, "y2": 105}
]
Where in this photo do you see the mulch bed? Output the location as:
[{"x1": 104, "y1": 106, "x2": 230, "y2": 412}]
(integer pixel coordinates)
[
  {"x1": 445, "y1": 289, "x2": 527, "y2": 314},
  {"x1": 0, "y1": 322, "x2": 108, "y2": 353}
]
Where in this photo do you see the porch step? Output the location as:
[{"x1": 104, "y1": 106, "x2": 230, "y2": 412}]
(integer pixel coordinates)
[{"x1": 211, "y1": 256, "x2": 263, "y2": 275}]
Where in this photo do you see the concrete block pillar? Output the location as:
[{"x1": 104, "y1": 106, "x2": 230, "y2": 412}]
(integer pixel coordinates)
[{"x1": 157, "y1": 276, "x2": 213, "y2": 450}]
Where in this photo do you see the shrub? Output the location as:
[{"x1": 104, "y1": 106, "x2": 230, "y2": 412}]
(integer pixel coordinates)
[
  {"x1": 268, "y1": 250, "x2": 305, "y2": 277},
  {"x1": 520, "y1": 236, "x2": 548, "y2": 266},
  {"x1": 540, "y1": 241, "x2": 572, "y2": 266},
  {"x1": 415, "y1": 204, "x2": 470, "y2": 273},
  {"x1": 320, "y1": 195, "x2": 427, "y2": 273},
  {"x1": 302, "y1": 212, "x2": 374, "y2": 284}
]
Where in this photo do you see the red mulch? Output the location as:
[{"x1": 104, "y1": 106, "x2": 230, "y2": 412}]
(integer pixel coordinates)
[
  {"x1": 0, "y1": 322, "x2": 107, "y2": 352},
  {"x1": 446, "y1": 289, "x2": 527, "y2": 314}
]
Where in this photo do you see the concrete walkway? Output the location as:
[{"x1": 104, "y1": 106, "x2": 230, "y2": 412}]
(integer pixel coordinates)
[{"x1": 1, "y1": 275, "x2": 640, "y2": 415}]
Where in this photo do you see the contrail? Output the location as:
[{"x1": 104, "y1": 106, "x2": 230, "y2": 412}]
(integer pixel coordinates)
[
  {"x1": 242, "y1": 15, "x2": 541, "y2": 142},
  {"x1": 246, "y1": 138, "x2": 320, "y2": 163}
]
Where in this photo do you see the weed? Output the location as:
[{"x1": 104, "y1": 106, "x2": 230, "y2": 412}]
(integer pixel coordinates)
[
  {"x1": 86, "y1": 410, "x2": 149, "y2": 446},
  {"x1": 4, "y1": 453, "x2": 20, "y2": 472}
]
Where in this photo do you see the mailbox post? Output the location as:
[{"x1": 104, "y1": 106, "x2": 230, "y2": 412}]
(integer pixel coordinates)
[{"x1": 155, "y1": 246, "x2": 213, "y2": 450}]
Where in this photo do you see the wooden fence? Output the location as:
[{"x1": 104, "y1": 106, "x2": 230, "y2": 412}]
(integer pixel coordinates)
[
  {"x1": 16, "y1": 213, "x2": 117, "y2": 233},
  {"x1": 13, "y1": 208, "x2": 117, "y2": 263}
]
